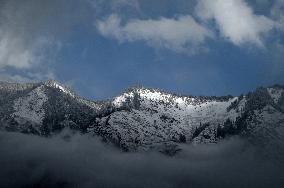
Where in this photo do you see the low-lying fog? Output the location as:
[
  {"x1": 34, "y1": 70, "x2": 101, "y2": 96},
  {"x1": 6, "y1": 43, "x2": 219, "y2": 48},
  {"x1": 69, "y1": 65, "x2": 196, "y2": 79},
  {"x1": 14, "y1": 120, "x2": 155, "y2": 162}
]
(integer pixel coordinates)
[{"x1": 0, "y1": 129, "x2": 283, "y2": 188}]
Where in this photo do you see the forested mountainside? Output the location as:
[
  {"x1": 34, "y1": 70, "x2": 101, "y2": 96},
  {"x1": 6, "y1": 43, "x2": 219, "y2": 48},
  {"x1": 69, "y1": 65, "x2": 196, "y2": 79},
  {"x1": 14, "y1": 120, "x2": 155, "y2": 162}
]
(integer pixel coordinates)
[{"x1": 0, "y1": 80, "x2": 283, "y2": 154}]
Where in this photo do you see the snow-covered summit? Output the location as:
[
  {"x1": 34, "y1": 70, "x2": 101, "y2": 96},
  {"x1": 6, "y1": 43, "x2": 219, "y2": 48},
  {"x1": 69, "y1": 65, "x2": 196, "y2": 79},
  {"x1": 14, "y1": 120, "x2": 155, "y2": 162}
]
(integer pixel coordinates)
[
  {"x1": 44, "y1": 80, "x2": 75, "y2": 97},
  {"x1": 113, "y1": 85, "x2": 235, "y2": 108}
]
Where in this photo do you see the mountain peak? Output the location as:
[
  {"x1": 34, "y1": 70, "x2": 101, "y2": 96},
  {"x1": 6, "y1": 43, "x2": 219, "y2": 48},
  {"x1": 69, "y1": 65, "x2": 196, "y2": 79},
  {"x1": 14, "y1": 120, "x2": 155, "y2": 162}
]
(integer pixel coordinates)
[
  {"x1": 44, "y1": 79, "x2": 75, "y2": 97},
  {"x1": 44, "y1": 79, "x2": 61, "y2": 86}
]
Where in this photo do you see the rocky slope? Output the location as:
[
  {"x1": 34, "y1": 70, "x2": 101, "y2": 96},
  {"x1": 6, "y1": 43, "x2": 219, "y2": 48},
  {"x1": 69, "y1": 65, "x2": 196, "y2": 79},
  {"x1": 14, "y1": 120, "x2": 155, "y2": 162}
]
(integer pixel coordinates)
[{"x1": 0, "y1": 80, "x2": 283, "y2": 153}]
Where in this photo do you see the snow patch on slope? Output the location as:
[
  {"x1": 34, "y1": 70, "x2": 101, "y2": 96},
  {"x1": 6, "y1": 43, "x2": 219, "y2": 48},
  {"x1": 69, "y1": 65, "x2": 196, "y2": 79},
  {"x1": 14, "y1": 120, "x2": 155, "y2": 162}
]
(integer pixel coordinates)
[
  {"x1": 113, "y1": 93, "x2": 131, "y2": 107},
  {"x1": 12, "y1": 85, "x2": 48, "y2": 125},
  {"x1": 45, "y1": 80, "x2": 75, "y2": 98},
  {"x1": 107, "y1": 88, "x2": 243, "y2": 149}
]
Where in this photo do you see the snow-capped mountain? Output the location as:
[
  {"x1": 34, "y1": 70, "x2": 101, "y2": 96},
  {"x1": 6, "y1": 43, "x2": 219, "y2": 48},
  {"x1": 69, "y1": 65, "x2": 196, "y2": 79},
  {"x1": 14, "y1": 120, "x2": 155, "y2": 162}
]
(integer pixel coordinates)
[
  {"x1": 0, "y1": 80, "x2": 103, "y2": 135},
  {"x1": 0, "y1": 80, "x2": 283, "y2": 154}
]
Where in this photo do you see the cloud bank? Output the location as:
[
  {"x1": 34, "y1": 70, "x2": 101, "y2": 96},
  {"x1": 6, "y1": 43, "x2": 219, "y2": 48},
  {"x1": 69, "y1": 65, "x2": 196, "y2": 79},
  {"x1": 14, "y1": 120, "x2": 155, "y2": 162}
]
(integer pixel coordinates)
[
  {"x1": 0, "y1": 130, "x2": 283, "y2": 188},
  {"x1": 97, "y1": 14, "x2": 213, "y2": 53}
]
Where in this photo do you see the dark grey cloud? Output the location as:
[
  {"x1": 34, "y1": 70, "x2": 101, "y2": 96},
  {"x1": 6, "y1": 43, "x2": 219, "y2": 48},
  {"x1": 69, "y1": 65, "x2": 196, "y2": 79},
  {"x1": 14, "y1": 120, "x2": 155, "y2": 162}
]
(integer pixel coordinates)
[
  {"x1": 0, "y1": 0, "x2": 92, "y2": 76},
  {"x1": 0, "y1": 129, "x2": 283, "y2": 188}
]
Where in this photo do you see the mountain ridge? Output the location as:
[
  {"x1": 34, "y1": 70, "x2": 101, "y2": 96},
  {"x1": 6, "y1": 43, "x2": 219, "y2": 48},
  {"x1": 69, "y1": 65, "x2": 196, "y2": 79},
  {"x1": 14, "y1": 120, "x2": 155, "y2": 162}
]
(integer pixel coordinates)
[{"x1": 0, "y1": 80, "x2": 283, "y2": 154}]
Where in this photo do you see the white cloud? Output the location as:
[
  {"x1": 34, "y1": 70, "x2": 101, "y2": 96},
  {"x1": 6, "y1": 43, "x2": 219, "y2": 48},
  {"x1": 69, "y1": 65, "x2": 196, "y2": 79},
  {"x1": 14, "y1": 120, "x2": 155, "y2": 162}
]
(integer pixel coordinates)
[
  {"x1": 97, "y1": 14, "x2": 213, "y2": 53},
  {"x1": 196, "y1": 0, "x2": 276, "y2": 47}
]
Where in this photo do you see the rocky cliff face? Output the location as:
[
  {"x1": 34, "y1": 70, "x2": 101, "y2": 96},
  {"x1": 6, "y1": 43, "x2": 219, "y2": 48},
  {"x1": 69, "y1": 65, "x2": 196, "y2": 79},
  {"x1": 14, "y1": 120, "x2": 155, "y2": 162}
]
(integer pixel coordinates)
[{"x1": 0, "y1": 80, "x2": 283, "y2": 154}]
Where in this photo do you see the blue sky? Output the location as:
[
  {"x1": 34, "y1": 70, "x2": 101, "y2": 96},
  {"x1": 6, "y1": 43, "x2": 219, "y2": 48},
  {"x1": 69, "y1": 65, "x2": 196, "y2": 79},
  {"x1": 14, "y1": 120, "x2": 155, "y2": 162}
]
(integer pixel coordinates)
[{"x1": 0, "y1": 0, "x2": 283, "y2": 99}]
